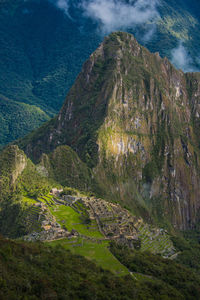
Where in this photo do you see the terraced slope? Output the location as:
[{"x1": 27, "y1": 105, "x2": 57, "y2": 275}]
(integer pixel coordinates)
[{"x1": 21, "y1": 192, "x2": 175, "y2": 274}]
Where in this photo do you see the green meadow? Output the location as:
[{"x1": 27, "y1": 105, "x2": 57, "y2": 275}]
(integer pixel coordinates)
[{"x1": 49, "y1": 238, "x2": 129, "y2": 276}]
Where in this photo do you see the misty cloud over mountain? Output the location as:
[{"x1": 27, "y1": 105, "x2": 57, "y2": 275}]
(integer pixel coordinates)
[
  {"x1": 51, "y1": 0, "x2": 199, "y2": 73},
  {"x1": 51, "y1": 0, "x2": 160, "y2": 37},
  {"x1": 81, "y1": 0, "x2": 160, "y2": 34},
  {"x1": 56, "y1": 0, "x2": 69, "y2": 14},
  {"x1": 171, "y1": 42, "x2": 199, "y2": 72}
]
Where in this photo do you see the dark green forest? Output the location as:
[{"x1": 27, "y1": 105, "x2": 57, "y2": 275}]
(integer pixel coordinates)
[{"x1": 1, "y1": 236, "x2": 200, "y2": 300}]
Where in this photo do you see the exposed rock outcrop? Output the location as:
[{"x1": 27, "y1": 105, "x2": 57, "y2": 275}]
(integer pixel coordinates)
[{"x1": 0, "y1": 145, "x2": 27, "y2": 201}]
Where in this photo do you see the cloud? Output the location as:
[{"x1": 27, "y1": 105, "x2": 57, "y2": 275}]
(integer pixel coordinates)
[
  {"x1": 49, "y1": 0, "x2": 160, "y2": 41},
  {"x1": 171, "y1": 42, "x2": 199, "y2": 72},
  {"x1": 52, "y1": 0, "x2": 70, "y2": 16},
  {"x1": 81, "y1": 0, "x2": 160, "y2": 34},
  {"x1": 141, "y1": 23, "x2": 157, "y2": 42}
]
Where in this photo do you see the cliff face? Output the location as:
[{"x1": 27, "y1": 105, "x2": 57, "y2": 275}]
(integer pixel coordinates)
[
  {"x1": 21, "y1": 32, "x2": 200, "y2": 229},
  {"x1": 39, "y1": 145, "x2": 91, "y2": 190},
  {"x1": 0, "y1": 145, "x2": 27, "y2": 201},
  {"x1": 0, "y1": 145, "x2": 27, "y2": 175}
]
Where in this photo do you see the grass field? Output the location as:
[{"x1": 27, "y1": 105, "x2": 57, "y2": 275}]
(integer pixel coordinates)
[
  {"x1": 44, "y1": 200, "x2": 129, "y2": 275},
  {"x1": 22, "y1": 194, "x2": 174, "y2": 275},
  {"x1": 49, "y1": 238, "x2": 129, "y2": 276},
  {"x1": 21, "y1": 196, "x2": 38, "y2": 205},
  {"x1": 50, "y1": 205, "x2": 104, "y2": 239}
]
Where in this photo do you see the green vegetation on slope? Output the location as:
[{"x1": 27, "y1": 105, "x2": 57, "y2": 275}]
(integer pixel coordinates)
[
  {"x1": 0, "y1": 146, "x2": 55, "y2": 238},
  {"x1": 49, "y1": 205, "x2": 103, "y2": 239},
  {"x1": 0, "y1": 95, "x2": 49, "y2": 147},
  {"x1": 0, "y1": 144, "x2": 94, "y2": 238},
  {"x1": 0, "y1": 145, "x2": 26, "y2": 201},
  {"x1": 110, "y1": 241, "x2": 200, "y2": 299},
  {"x1": 171, "y1": 230, "x2": 200, "y2": 275},
  {"x1": 1, "y1": 236, "x2": 200, "y2": 299},
  {"x1": 49, "y1": 238, "x2": 129, "y2": 276},
  {"x1": 44, "y1": 199, "x2": 128, "y2": 275},
  {"x1": 40, "y1": 145, "x2": 92, "y2": 190},
  {"x1": 0, "y1": 236, "x2": 134, "y2": 300},
  {"x1": 16, "y1": 159, "x2": 53, "y2": 198}
]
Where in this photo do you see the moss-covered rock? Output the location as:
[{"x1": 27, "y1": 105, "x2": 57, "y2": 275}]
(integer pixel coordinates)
[
  {"x1": 0, "y1": 145, "x2": 27, "y2": 201},
  {"x1": 39, "y1": 145, "x2": 92, "y2": 191}
]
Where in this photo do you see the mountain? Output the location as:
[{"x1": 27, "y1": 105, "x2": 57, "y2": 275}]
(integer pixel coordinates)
[
  {"x1": 17, "y1": 32, "x2": 200, "y2": 231},
  {"x1": 1, "y1": 31, "x2": 200, "y2": 298},
  {"x1": 1, "y1": 0, "x2": 200, "y2": 146}
]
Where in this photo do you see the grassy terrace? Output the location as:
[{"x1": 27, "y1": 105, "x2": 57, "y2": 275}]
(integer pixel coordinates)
[
  {"x1": 20, "y1": 194, "x2": 174, "y2": 274},
  {"x1": 34, "y1": 195, "x2": 128, "y2": 275},
  {"x1": 49, "y1": 238, "x2": 129, "y2": 276},
  {"x1": 138, "y1": 224, "x2": 174, "y2": 255},
  {"x1": 21, "y1": 196, "x2": 38, "y2": 205},
  {"x1": 50, "y1": 205, "x2": 104, "y2": 239},
  {"x1": 38, "y1": 194, "x2": 55, "y2": 206}
]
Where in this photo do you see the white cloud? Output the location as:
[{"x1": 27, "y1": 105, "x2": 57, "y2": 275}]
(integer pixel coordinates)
[
  {"x1": 49, "y1": 0, "x2": 160, "y2": 40},
  {"x1": 57, "y1": 0, "x2": 69, "y2": 12},
  {"x1": 141, "y1": 23, "x2": 157, "y2": 42},
  {"x1": 171, "y1": 42, "x2": 199, "y2": 72},
  {"x1": 52, "y1": 0, "x2": 70, "y2": 16},
  {"x1": 81, "y1": 0, "x2": 160, "y2": 34}
]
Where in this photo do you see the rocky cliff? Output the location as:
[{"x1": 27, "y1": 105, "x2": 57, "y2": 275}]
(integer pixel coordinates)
[
  {"x1": 0, "y1": 145, "x2": 27, "y2": 200},
  {"x1": 19, "y1": 32, "x2": 200, "y2": 230}
]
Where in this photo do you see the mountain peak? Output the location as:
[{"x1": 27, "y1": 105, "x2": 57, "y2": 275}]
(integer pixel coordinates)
[{"x1": 19, "y1": 32, "x2": 200, "y2": 229}]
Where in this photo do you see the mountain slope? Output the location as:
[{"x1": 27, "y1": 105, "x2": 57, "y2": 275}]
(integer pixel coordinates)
[
  {"x1": 2, "y1": 236, "x2": 200, "y2": 299},
  {"x1": 0, "y1": 144, "x2": 176, "y2": 271},
  {"x1": 0, "y1": 0, "x2": 99, "y2": 112},
  {"x1": 0, "y1": 142, "x2": 93, "y2": 237},
  {"x1": 0, "y1": 0, "x2": 99, "y2": 144},
  {"x1": 19, "y1": 32, "x2": 200, "y2": 230},
  {"x1": 0, "y1": 94, "x2": 49, "y2": 147},
  {"x1": 1, "y1": 145, "x2": 200, "y2": 299}
]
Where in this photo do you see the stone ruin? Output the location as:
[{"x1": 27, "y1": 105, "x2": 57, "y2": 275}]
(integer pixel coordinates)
[
  {"x1": 50, "y1": 188, "x2": 63, "y2": 197},
  {"x1": 82, "y1": 197, "x2": 140, "y2": 248},
  {"x1": 23, "y1": 216, "x2": 79, "y2": 242}
]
